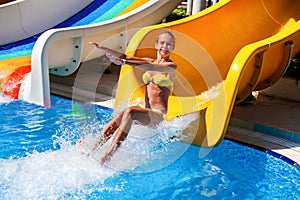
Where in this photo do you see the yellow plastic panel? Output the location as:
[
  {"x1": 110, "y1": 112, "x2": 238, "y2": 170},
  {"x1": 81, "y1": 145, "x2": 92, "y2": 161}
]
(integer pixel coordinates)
[{"x1": 115, "y1": 0, "x2": 300, "y2": 147}]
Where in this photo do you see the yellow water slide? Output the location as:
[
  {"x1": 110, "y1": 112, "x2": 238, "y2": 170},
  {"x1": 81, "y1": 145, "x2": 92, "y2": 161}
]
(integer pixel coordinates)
[{"x1": 114, "y1": 0, "x2": 300, "y2": 147}]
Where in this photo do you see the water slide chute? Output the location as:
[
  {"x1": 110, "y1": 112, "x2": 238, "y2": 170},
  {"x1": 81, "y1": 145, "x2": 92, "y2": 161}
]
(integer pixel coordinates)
[
  {"x1": 18, "y1": 0, "x2": 182, "y2": 107},
  {"x1": 0, "y1": 0, "x2": 94, "y2": 45},
  {"x1": 115, "y1": 0, "x2": 300, "y2": 147}
]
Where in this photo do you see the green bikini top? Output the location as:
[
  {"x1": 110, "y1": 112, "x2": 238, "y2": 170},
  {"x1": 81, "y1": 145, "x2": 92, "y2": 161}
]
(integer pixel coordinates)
[{"x1": 142, "y1": 72, "x2": 173, "y2": 87}]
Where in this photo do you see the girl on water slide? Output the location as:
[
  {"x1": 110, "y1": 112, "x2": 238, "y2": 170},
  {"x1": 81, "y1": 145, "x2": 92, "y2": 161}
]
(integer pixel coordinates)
[{"x1": 79, "y1": 30, "x2": 177, "y2": 164}]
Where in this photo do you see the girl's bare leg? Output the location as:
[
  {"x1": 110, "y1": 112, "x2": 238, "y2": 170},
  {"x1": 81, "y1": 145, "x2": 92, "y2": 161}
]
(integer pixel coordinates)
[
  {"x1": 92, "y1": 111, "x2": 124, "y2": 150},
  {"x1": 78, "y1": 111, "x2": 123, "y2": 149},
  {"x1": 100, "y1": 128, "x2": 128, "y2": 164},
  {"x1": 100, "y1": 106, "x2": 160, "y2": 164}
]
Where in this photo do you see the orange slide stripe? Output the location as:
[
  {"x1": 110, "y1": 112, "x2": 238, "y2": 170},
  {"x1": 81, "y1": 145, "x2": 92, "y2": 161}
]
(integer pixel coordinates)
[
  {"x1": 0, "y1": 56, "x2": 31, "y2": 85},
  {"x1": 2, "y1": 65, "x2": 31, "y2": 99}
]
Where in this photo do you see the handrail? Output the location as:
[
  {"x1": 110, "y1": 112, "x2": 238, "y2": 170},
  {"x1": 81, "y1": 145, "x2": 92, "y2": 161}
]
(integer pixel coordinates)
[{"x1": 278, "y1": 41, "x2": 294, "y2": 82}]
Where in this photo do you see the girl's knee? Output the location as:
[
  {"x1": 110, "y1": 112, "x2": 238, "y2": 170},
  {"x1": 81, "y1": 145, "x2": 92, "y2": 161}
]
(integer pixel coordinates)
[{"x1": 123, "y1": 106, "x2": 137, "y2": 116}]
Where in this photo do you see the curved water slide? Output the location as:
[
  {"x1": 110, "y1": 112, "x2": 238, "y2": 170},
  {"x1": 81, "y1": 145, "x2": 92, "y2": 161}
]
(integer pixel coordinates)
[
  {"x1": 115, "y1": 0, "x2": 300, "y2": 147},
  {"x1": 0, "y1": 0, "x2": 93, "y2": 45},
  {"x1": 18, "y1": 0, "x2": 182, "y2": 107},
  {"x1": 0, "y1": 0, "x2": 136, "y2": 98}
]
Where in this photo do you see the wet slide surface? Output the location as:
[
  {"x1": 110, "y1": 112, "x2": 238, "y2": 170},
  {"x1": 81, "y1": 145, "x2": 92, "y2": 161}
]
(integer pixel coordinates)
[{"x1": 115, "y1": 0, "x2": 300, "y2": 147}]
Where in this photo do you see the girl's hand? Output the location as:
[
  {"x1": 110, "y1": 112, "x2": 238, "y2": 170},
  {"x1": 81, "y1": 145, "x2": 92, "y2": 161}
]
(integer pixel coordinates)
[
  {"x1": 89, "y1": 41, "x2": 125, "y2": 58},
  {"x1": 89, "y1": 42, "x2": 126, "y2": 65},
  {"x1": 89, "y1": 41, "x2": 100, "y2": 48}
]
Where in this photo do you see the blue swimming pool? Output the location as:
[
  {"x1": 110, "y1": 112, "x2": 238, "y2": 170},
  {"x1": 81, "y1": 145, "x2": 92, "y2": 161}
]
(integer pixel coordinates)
[{"x1": 0, "y1": 95, "x2": 299, "y2": 199}]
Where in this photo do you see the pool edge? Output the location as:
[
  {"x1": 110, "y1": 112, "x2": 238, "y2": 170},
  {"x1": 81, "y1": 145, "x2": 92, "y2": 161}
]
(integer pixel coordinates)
[{"x1": 226, "y1": 125, "x2": 300, "y2": 170}]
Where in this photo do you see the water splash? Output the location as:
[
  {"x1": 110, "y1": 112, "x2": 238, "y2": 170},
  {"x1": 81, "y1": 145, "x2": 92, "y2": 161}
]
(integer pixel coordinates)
[
  {"x1": 0, "y1": 93, "x2": 12, "y2": 104},
  {"x1": 0, "y1": 111, "x2": 199, "y2": 199},
  {"x1": 0, "y1": 147, "x2": 116, "y2": 199},
  {"x1": 78, "y1": 112, "x2": 199, "y2": 172}
]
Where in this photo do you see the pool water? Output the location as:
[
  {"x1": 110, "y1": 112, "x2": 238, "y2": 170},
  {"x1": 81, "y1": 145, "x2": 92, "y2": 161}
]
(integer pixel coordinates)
[{"x1": 0, "y1": 95, "x2": 299, "y2": 199}]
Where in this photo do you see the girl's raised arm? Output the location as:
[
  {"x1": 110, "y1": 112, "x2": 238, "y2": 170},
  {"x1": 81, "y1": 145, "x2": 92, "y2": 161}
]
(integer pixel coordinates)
[{"x1": 89, "y1": 42, "x2": 176, "y2": 71}]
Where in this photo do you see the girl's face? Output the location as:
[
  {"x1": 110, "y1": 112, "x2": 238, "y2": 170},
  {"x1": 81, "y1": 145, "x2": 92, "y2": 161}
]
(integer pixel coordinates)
[{"x1": 155, "y1": 33, "x2": 174, "y2": 58}]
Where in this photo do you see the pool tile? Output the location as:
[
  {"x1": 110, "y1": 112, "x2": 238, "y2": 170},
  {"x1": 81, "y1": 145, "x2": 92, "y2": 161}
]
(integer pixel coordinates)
[
  {"x1": 253, "y1": 123, "x2": 275, "y2": 135},
  {"x1": 275, "y1": 129, "x2": 293, "y2": 141},
  {"x1": 292, "y1": 133, "x2": 300, "y2": 144}
]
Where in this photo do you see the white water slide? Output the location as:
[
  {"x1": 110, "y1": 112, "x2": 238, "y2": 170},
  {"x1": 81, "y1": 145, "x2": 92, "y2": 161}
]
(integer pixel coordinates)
[
  {"x1": 0, "y1": 0, "x2": 93, "y2": 45},
  {"x1": 20, "y1": 0, "x2": 182, "y2": 107}
]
